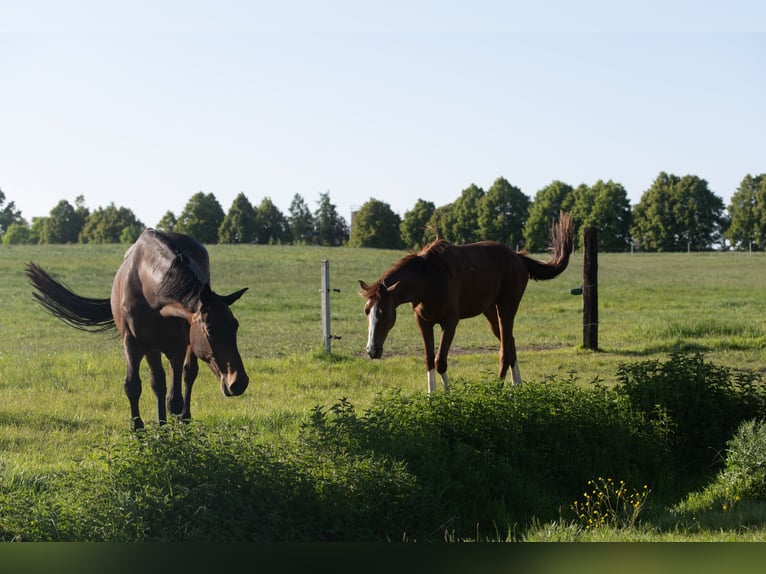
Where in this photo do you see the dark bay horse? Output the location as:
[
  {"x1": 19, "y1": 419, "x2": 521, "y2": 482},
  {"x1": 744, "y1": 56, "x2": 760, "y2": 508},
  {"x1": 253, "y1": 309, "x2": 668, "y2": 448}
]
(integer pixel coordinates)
[
  {"x1": 26, "y1": 228, "x2": 249, "y2": 429},
  {"x1": 359, "y1": 212, "x2": 573, "y2": 392}
]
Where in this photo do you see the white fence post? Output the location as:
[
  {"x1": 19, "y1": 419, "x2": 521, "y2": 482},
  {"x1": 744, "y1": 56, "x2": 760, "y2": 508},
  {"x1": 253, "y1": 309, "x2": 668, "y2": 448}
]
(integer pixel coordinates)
[{"x1": 321, "y1": 260, "x2": 332, "y2": 353}]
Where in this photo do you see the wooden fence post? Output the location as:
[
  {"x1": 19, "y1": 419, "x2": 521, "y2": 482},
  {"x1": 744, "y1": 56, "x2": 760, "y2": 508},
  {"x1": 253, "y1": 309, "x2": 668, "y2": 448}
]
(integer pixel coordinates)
[{"x1": 582, "y1": 227, "x2": 598, "y2": 350}]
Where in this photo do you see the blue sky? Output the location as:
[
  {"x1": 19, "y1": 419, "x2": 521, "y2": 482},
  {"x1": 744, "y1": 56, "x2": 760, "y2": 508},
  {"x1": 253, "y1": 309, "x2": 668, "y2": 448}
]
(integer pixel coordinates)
[{"x1": 2, "y1": 1, "x2": 765, "y2": 228}]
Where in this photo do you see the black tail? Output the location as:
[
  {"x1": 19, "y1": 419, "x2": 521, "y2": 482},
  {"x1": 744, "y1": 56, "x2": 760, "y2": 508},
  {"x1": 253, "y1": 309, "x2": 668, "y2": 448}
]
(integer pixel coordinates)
[
  {"x1": 25, "y1": 262, "x2": 115, "y2": 333},
  {"x1": 519, "y1": 211, "x2": 574, "y2": 281}
]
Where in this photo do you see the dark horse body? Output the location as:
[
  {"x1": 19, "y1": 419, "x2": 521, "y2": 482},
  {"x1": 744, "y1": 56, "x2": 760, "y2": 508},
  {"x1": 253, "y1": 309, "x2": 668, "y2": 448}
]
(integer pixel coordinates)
[
  {"x1": 360, "y1": 212, "x2": 573, "y2": 392},
  {"x1": 26, "y1": 229, "x2": 249, "y2": 429}
]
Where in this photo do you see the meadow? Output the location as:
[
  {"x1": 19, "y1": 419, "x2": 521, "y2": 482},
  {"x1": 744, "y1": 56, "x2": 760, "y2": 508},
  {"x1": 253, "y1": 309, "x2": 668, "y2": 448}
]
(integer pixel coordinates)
[{"x1": 1, "y1": 242, "x2": 765, "y2": 541}]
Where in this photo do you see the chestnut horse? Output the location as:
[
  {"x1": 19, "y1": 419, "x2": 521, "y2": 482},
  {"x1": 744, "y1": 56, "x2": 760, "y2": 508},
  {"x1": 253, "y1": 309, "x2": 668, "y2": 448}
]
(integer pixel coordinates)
[
  {"x1": 359, "y1": 212, "x2": 573, "y2": 392},
  {"x1": 26, "y1": 229, "x2": 249, "y2": 429}
]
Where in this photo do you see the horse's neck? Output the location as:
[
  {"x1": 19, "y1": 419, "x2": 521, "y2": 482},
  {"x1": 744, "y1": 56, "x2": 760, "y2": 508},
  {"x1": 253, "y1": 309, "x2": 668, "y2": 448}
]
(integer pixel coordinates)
[{"x1": 388, "y1": 267, "x2": 430, "y2": 306}]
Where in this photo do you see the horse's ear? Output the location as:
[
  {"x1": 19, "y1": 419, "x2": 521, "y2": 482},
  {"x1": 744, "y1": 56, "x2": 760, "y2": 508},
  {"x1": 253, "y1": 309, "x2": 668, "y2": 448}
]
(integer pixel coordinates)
[
  {"x1": 220, "y1": 287, "x2": 248, "y2": 306},
  {"x1": 386, "y1": 281, "x2": 400, "y2": 293},
  {"x1": 358, "y1": 280, "x2": 370, "y2": 295}
]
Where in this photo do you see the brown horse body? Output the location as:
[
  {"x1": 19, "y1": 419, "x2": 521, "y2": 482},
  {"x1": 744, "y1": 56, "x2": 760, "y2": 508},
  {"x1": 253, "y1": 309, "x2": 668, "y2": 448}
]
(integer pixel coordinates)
[
  {"x1": 360, "y1": 212, "x2": 573, "y2": 392},
  {"x1": 26, "y1": 229, "x2": 249, "y2": 429}
]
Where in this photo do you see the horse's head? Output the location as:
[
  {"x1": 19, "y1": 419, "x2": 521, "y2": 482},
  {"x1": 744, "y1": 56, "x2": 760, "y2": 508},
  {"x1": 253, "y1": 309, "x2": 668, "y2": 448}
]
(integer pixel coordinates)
[
  {"x1": 189, "y1": 285, "x2": 250, "y2": 397},
  {"x1": 359, "y1": 279, "x2": 399, "y2": 359}
]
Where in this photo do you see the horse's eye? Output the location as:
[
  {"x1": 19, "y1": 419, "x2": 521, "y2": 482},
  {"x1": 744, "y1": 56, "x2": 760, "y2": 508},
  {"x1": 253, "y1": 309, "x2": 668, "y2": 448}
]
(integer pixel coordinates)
[{"x1": 376, "y1": 307, "x2": 384, "y2": 317}]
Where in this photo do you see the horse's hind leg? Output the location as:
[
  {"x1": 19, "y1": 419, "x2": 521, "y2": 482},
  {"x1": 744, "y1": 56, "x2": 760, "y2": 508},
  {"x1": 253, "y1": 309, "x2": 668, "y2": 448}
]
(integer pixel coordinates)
[
  {"x1": 492, "y1": 304, "x2": 522, "y2": 385},
  {"x1": 146, "y1": 350, "x2": 168, "y2": 424},
  {"x1": 123, "y1": 339, "x2": 145, "y2": 430},
  {"x1": 484, "y1": 309, "x2": 511, "y2": 380}
]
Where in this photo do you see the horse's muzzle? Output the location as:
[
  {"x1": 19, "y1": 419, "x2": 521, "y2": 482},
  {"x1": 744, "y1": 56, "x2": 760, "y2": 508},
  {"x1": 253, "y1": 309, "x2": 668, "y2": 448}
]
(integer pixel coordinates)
[
  {"x1": 367, "y1": 345, "x2": 383, "y2": 359},
  {"x1": 222, "y1": 374, "x2": 249, "y2": 396}
]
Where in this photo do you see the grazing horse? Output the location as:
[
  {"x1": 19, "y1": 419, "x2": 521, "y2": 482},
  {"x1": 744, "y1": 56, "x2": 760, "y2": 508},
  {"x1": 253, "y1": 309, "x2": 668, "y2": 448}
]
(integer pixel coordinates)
[
  {"x1": 359, "y1": 212, "x2": 573, "y2": 393},
  {"x1": 26, "y1": 228, "x2": 250, "y2": 429}
]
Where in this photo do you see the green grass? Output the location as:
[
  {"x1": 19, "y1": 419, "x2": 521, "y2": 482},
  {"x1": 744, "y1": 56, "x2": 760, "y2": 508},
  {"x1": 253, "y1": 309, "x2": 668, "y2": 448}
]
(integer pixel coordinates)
[{"x1": 1, "y1": 244, "x2": 766, "y2": 540}]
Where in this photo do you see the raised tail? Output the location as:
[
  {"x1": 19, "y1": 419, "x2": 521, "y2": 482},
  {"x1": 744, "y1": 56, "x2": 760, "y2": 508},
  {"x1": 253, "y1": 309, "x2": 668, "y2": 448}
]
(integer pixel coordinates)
[
  {"x1": 519, "y1": 211, "x2": 574, "y2": 281},
  {"x1": 25, "y1": 262, "x2": 115, "y2": 333}
]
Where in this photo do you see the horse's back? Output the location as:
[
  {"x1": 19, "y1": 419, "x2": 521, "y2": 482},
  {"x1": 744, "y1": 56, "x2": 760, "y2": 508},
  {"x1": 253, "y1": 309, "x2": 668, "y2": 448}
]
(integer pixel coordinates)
[{"x1": 112, "y1": 229, "x2": 211, "y2": 322}]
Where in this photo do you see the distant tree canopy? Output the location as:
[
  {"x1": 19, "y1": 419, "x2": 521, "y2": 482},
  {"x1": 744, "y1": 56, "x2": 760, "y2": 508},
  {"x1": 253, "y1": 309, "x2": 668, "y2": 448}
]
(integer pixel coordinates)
[
  {"x1": 0, "y1": 171, "x2": 752, "y2": 250},
  {"x1": 219, "y1": 192, "x2": 257, "y2": 244},
  {"x1": 39, "y1": 197, "x2": 89, "y2": 244},
  {"x1": 631, "y1": 173, "x2": 726, "y2": 251},
  {"x1": 565, "y1": 180, "x2": 632, "y2": 251},
  {"x1": 288, "y1": 193, "x2": 315, "y2": 244},
  {"x1": 478, "y1": 177, "x2": 529, "y2": 249},
  {"x1": 0, "y1": 188, "x2": 24, "y2": 236},
  {"x1": 80, "y1": 203, "x2": 143, "y2": 244},
  {"x1": 400, "y1": 198, "x2": 436, "y2": 250},
  {"x1": 255, "y1": 197, "x2": 290, "y2": 245},
  {"x1": 314, "y1": 192, "x2": 348, "y2": 247},
  {"x1": 349, "y1": 198, "x2": 403, "y2": 249},
  {"x1": 176, "y1": 192, "x2": 225, "y2": 244},
  {"x1": 524, "y1": 181, "x2": 574, "y2": 251},
  {"x1": 726, "y1": 173, "x2": 766, "y2": 250}
]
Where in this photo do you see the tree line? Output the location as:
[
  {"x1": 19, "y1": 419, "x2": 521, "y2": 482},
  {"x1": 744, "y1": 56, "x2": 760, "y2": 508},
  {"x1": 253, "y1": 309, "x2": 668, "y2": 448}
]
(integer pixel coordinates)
[{"x1": 1, "y1": 171, "x2": 765, "y2": 251}]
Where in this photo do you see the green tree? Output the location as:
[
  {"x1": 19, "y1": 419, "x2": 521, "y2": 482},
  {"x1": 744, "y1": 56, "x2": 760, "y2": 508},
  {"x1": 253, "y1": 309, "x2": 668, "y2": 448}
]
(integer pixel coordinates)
[
  {"x1": 287, "y1": 193, "x2": 314, "y2": 245},
  {"x1": 349, "y1": 198, "x2": 403, "y2": 249},
  {"x1": 427, "y1": 203, "x2": 456, "y2": 242},
  {"x1": 175, "y1": 192, "x2": 225, "y2": 243},
  {"x1": 314, "y1": 191, "x2": 348, "y2": 246},
  {"x1": 219, "y1": 193, "x2": 257, "y2": 244},
  {"x1": 79, "y1": 203, "x2": 144, "y2": 243},
  {"x1": 2, "y1": 222, "x2": 31, "y2": 245},
  {"x1": 451, "y1": 184, "x2": 484, "y2": 244},
  {"x1": 566, "y1": 180, "x2": 632, "y2": 251},
  {"x1": 0, "y1": 188, "x2": 23, "y2": 238},
  {"x1": 524, "y1": 181, "x2": 574, "y2": 251},
  {"x1": 156, "y1": 211, "x2": 177, "y2": 232},
  {"x1": 726, "y1": 174, "x2": 766, "y2": 251},
  {"x1": 400, "y1": 198, "x2": 436, "y2": 249},
  {"x1": 254, "y1": 197, "x2": 290, "y2": 244},
  {"x1": 631, "y1": 172, "x2": 726, "y2": 251},
  {"x1": 478, "y1": 177, "x2": 530, "y2": 248},
  {"x1": 38, "y1": 197, "x2": 89, "y2": 244}
]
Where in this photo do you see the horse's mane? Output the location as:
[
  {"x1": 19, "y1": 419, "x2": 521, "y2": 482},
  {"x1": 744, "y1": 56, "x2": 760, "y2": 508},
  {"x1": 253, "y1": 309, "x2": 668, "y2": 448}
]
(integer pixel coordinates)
[
  {"x1": 145, "y1": 230, "x2": 210, "y2": 310},
  {"x1": 362, "y1": 237, "x2": 452, "y2": 300}
]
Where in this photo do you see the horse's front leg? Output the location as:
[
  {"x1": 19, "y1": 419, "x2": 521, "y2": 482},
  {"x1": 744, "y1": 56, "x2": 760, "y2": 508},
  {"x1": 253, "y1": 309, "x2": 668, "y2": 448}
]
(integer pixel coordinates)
[
  {"x1": 165, "y1": 348, "x2": 186, "y2": 420},
  {"x1": 435, "y1": 320, "x2": 458, "y2": 392},
  {"x1": 181, "y1": 346, "x2": 199, "y2": 421},
  {"x1": 146, "y1": 350, "x2": 168, "y2": 424},
  {"x1": 415, "y1": 315, "x2": 438, "y2": 393}
]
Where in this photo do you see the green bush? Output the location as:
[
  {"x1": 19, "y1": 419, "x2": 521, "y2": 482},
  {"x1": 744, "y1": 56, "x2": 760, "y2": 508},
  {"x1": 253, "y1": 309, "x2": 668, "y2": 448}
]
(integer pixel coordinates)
[
  {"x1": 615, "y1": 352, "x2": 765, "y2": 477},
  {"x1": 0, "y1": 422, "x2": 418, "y2": 542},
  {"x1": 302, "y1": 377, "x2": 670, "y2": 539}
]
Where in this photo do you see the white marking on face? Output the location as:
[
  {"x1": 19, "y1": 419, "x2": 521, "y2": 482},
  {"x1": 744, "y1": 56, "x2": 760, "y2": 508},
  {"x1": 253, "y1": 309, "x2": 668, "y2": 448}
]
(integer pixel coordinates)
[{"x1": 366, "y1": 302, "x2": 379, "y2": 353}]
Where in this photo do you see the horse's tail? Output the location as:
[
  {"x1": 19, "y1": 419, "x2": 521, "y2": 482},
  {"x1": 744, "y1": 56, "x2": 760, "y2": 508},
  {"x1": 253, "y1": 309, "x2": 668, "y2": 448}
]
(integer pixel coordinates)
[
  {"x1": 519, "y1": 211, "x2": 574, "y2": 281},
  {"x1": 25, "y1": 263, "x2": 115, "y2": 333}
]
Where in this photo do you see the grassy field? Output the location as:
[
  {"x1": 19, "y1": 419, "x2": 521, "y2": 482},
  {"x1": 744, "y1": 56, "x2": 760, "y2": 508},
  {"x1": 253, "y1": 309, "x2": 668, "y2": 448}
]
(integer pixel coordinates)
[{"x1": 1, "y1": 243, "x2": 765, "y2": 477}]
